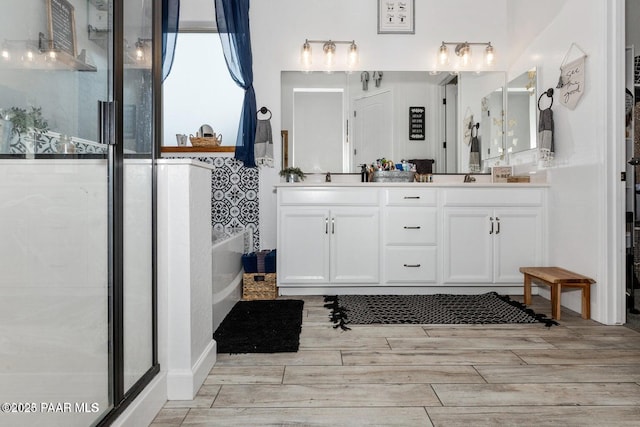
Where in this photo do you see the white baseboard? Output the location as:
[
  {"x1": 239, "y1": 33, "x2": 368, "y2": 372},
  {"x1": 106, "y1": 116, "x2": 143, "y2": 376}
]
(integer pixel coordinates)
[
  {"x1": 111, "y1": 372, "x2": 167, "y2": 427},
  {"x1": 167, "y1": 340, "x2": 217, "y2": 400}
]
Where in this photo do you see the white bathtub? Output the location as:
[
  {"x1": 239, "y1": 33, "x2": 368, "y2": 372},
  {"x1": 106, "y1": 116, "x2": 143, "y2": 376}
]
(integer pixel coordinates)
[{"x1": 212, "y1": 230, "x2": 249, "y2": 331}]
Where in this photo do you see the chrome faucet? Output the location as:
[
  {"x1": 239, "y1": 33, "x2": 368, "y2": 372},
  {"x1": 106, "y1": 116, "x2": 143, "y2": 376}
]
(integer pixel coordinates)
[{"x1": 464, "y1": 174, "x2": 476, "y2": 183}]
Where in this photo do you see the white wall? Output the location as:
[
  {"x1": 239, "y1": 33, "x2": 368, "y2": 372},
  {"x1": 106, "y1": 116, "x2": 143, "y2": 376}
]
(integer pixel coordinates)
[
  {"x1": 251, "y1": 0, "x2": 508, "y2": 249},
  {"x1": 507, "y1": 0, "x2": 624, "y2": 323}
]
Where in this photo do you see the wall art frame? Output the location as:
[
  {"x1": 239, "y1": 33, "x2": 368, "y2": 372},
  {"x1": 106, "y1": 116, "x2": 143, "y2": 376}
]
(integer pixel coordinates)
[{"x1": 378, "y1": 0, "x2": 415, "y2": 34}]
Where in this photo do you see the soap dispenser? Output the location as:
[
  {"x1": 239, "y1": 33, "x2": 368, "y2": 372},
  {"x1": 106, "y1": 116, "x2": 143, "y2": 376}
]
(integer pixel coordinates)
[{"x1": 360, "y1": 164, "x2": 367, "y2": 182}]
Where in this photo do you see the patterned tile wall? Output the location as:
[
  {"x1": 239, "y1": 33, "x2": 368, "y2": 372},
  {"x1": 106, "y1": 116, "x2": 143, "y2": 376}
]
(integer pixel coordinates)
[{"x1": 195, "y1": 156, "x2": 260, "y2": 250}]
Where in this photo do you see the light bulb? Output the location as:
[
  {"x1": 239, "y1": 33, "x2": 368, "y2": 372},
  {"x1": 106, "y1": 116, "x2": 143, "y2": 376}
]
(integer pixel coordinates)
[
  {"x1": 485, "y1": 43, "x2": 495, "y2": 66},
  {"x1": 135, "y1": 42, "x2": 144, "y2": 61},
  {"x1": 1, "y1": 48, "x2": 9, "y2": 60},
  {"x1": 459, "y1": 45, "x2": 471, "y2": 67},
  {"x1": 25, "y1": 49, "x2": 34, "y2": 61},
  {"x1": 301, "y1": 40, "x2": 312, "y2": 68},
  {"x1": 438, "y1": 43, "x2": 449, "y2": 66},
  {"x1": 323, "y1": 41, "x2": 336, "y2": 68},
  {"x1": 347, "y1": 42, "x2": 358, "y2": 68}
]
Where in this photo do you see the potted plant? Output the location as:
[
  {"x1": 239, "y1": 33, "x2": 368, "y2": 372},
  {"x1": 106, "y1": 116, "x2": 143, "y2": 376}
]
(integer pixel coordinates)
[
  {"x1": 279, "y1": 166, "x2": 306, "y2": 182},
  {"x1": 8, "y1": 107, "x2": 49, "y2": 136}
]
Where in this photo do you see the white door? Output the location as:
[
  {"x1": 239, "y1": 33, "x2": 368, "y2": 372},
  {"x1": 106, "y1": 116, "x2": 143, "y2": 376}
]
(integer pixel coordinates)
[
  {"x1": 493, "y1": 208, "x2": 543, "y2": 283},
  {"x1": 278, "y1": 208, "x2": 330, "y2": 283},
  {"x1": 353, "y1": 90, "x2": 393, "y2": 170},
  {"x1": 443, "y1": 208, "x2": 493, "y2": 283},
  {"x1": 330, "y1": 208, "x2": 380, "y2": 283}
]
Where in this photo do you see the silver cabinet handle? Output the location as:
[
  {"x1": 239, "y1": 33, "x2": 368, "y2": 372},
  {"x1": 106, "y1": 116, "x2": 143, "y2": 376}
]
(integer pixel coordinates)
[
  {"x1": 325, "y1": 218, "x2": 328, "y2": 234},
  {"x1": 495, "y1": 217, "x2": 500, "y2": 234},
  {"x1": 403, "y1": 226, "x2": 421, "y2": 229},
  {"x1": 403, "y1": 196, "x2": 421, "y2": 199},
  {"x1": 404, "y1": 264, "x2": 421, "y2": 268},
  {"x1": 489, "y1": 217, "x2": 494, "y2": 234},
  {"x1": 331, "y1": 218, "x2": 335, "y2": 234}
]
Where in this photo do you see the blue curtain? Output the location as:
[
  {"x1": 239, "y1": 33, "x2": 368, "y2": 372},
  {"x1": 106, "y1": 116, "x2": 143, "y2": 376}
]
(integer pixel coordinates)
[
  {"x1": 215, "y1": 0, "x2": 257, "y2": 167},
  {"x1": 162, "y1": 0, "x2": 180, "y2": 81}
]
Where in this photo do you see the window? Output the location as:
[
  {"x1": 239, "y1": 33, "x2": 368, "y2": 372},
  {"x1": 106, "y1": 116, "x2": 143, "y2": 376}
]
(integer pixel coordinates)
[{"x1": 162, "y1": 33, "x2": 244, "y2": 147}]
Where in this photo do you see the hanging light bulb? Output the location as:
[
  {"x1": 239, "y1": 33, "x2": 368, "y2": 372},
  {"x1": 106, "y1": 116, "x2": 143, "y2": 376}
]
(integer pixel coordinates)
[
  {"x1": 438, "y1": 42, "x2": 449, "y2": 66},
  {"x1": 24, "y1": 49, "x2": 34, "y2": 62},
  {"x1": 1, "y1": 46, "x2": 9, "y2": 61},
  {"x1": 135, "y1": 40, "x2": 145, "y2": 61},
  {"x1": 347, "y1": 41, "x2": 358, "y2": 69},
  {"x1": 323, "y1": 41, "x2": 336, "y2": 68},
  {"x1": 301, "y1": 39, "x2": 312, "y2": 68},
  {"x1": 484, "y1": 43, "x2": 495, "y2": 66},
  {"x1": 455, "y1": 43, "x2": 471, "y2": 67}
]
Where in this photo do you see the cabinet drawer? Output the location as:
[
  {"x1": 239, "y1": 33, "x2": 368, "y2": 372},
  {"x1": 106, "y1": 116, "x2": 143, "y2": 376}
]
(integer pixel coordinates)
[
  {"x1": 385, "y1": 247, "x2": 437, "y2": 283},
  {"x1": 442, "y1": 188, "x2": 544, "y2": 206},
  {"x1": 279, "y1": 188, "x2": 379, "y2": 205},
  {"x1": 384, "y1": 208, "x2": 437, "y2": 245},
  {"x1": 385, "y1": 188, "x2": 437, "y2": 206}
]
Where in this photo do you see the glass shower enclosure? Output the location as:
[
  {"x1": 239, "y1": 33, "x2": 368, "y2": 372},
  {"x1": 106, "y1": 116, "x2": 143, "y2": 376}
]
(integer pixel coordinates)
[{"x1": 0, "y1": 0, "x2": 157, "y2": 425}]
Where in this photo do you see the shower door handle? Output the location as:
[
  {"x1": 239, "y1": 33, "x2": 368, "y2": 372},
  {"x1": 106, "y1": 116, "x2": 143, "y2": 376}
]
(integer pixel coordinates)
[{"x1": 98, "y1": 100, "x2": 116, "y2": 145}]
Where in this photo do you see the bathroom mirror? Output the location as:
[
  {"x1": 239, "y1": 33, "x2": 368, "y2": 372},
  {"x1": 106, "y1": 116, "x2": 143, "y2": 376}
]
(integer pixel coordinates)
[
  {"x1": 281, "y1": 70, "x2": 506, "y2": 174},
  {"x1": 506, "y1": 67, "x2": 538, "y2": 156}
]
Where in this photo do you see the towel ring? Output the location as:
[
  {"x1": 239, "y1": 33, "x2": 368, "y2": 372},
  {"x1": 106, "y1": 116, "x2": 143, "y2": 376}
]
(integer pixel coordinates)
[
  {"x1": 258, "y1": 106, "x2": 272, "y2": 120},
  {"x1": 471, "y1": 123, "x2": 479, "y2": 138},
  {"x1": 538, "y1": 88, "x2": 554, "y2": 110}
]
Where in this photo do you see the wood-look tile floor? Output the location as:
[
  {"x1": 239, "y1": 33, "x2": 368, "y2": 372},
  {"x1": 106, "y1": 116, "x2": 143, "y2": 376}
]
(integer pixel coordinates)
[{"x1": 152, "y1": 296, "x2": 640, "y2": 426}]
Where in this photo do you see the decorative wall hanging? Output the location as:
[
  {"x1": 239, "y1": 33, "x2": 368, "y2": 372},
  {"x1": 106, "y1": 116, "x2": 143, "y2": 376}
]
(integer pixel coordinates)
[
  {"x1": 556, "y1": 43, "x2": 588, "y2": 110},
  {"x1": 378, "y1": 0, "x2": 415, "y2": 34},
  {"x1": 409, "y1": 106, "x2": 425, "y2": 140}
]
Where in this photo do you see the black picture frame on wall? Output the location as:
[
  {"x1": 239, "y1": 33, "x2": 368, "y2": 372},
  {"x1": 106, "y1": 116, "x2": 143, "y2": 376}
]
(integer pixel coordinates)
[
  {"x1": 47, "y1": 0, "x2": 77, "y2": 57},
  {"x1": 378, "y1": 0, "x2": 415, "y2": 34}
]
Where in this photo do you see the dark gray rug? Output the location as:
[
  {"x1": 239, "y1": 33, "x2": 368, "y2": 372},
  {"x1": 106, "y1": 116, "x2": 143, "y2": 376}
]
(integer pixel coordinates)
[{"x1": 324, "y1": 292, "x2": 557, "y2": 329}]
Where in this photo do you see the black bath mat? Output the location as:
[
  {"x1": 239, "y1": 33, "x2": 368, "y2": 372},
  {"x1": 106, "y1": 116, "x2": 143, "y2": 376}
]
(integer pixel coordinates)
[
  {"x1": 324, "y1": 292, "x2": 557, "y2": 330},
  {"x1": 214, "y1": 300, "x2": 304, "y2": 353}
]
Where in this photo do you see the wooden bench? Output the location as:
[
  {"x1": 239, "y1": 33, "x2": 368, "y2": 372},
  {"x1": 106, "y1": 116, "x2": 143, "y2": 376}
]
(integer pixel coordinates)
[{"x1": 519, "y1": 267, "x2": 595, "y2": 320}]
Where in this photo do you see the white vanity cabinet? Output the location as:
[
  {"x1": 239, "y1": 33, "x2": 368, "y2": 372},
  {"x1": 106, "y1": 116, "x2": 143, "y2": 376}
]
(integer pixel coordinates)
[
  {"x1": 277, "y1": 187, "x2": 380, "y2": 287},
  {"x1": 383, "y1": 188, "x2": 438, "y2": 283},
  {"x1": 442, "y1": 188, "x2": 545, "y2": 284},
  {"x1": 277, "y1": 183, "x2": 547, "y2": 294}
]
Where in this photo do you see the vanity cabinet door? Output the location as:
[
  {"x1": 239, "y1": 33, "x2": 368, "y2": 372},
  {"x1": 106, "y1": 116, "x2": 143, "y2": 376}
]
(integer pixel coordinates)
[
  {"x1": 278, "y1": 208, "x2": 330, "y2": 284},
  {"x1": 493, "y1": 208, "x2": 543, "y2": 283},
  {"x1": 330, "y1": 207, "x2": 380, "y2": 283},
  {"x1": 442, "y1": 208, "x2": 493, "y2": 283},
  {"x1": 443, "y1": 207, "x2": 543, "y2": 284}
]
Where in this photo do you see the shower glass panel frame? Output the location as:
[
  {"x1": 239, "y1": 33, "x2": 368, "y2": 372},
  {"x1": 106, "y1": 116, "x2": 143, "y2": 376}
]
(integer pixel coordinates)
[{"x1": 0, "y1": 0, "x2": 159, "y2": 425}]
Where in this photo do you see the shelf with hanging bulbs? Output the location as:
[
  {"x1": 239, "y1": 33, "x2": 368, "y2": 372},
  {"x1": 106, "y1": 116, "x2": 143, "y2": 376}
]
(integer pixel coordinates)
[{"x1": 0, "y1": 32, "x2": 96, "y2": 72}]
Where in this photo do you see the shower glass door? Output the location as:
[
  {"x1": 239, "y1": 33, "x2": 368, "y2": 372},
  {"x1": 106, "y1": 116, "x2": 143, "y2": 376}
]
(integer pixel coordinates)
[{"x1": 0, "y1": 0, "x2": 113, "y2": 421}]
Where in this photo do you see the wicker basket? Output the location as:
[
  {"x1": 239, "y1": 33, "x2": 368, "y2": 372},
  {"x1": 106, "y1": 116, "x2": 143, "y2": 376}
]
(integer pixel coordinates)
[
  {"x1": 242, "y1": 273, "x2": 277, "y2": 300},
  {"x1": 189, "y1": 135, "x2": 222, "y2": 147}
]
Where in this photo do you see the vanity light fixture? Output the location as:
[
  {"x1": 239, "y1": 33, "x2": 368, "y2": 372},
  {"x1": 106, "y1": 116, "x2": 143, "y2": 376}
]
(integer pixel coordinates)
[
  {"x1": 300, "y1": 39, "x2": 359, "y2": 70},
  {"x1": 438, "y1": 41, "x2": 495, "y2": 67}
]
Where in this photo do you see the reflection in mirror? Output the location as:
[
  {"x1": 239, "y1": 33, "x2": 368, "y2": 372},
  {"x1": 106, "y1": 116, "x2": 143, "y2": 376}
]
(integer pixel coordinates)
[
  {"x1": 281, "y1": 70, "x2": 506, "y2": 174},
  {"x1": 481, "y1": 87, "x2": 505, "y2": 161},
  {"x1": 506, "y1": 67, "x2": 538, "y2": 156}
]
